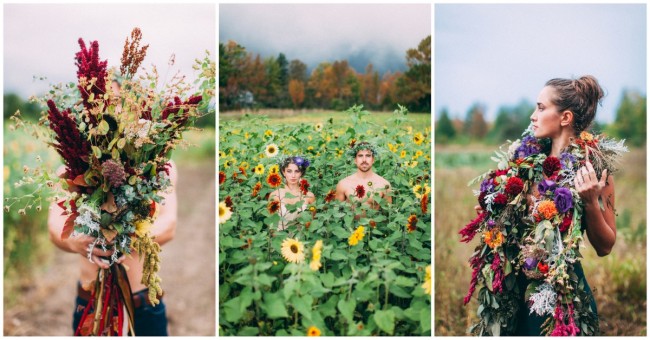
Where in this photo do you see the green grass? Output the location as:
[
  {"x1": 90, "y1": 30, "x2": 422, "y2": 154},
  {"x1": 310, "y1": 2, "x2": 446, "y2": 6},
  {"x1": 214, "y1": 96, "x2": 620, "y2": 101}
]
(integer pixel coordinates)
[
  {"x1": 434, "y1": 144, "x2": 647, "y2": 336},
  {"x1": 220, "y1": 109, "x2": 431, "y2": 132}
]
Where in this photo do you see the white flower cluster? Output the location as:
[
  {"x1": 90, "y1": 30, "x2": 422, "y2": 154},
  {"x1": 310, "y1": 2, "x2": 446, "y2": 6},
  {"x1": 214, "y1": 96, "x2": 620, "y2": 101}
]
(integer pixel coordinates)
[
  {"x1": 125, "y1": 119, "x2": 153, "y2": 148},
  {"x1": 528, "y1": 282, "x2": 557, "y2": 316},
  {"x1": 74, "y1": 203, "x2": 101, "y2": 232}
]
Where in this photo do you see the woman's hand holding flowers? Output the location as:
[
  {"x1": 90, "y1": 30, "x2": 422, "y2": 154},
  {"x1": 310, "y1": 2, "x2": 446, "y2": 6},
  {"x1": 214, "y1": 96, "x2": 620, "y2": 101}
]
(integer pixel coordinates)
[{"x1": 574, "y1": 146, "x2": 608, "y2": 207}]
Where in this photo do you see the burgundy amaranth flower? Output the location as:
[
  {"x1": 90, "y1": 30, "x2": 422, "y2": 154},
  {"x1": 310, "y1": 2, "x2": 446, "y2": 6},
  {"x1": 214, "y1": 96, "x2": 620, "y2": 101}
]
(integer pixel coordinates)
[
  {"x1": 459, "y1": 211, "x2": 486, "y2": 243},
  {"x1": 161, "y1": 95, "x2": 203, "y2": 126},
  {"x1": 101, "y1": 159, "x2": 127, "y2": 188},
  {"x1": 75, "y1": 39, "x2": 108, "y2": 125},
  {"x1": 551, "y1": 304, "x2": 580, "y2": 336},
  {"x1": 355, "y1": 185, "x2": 365, "y2": 199},
  {"x1": 464, "y1": 254, "x2": 483, "y2": 305},
  {"x1": 490, "y1": 255, "x2": 504, "y2": 293},
  {"x1": 47, "y1": 100, "x2": 90, "y2": 178}
]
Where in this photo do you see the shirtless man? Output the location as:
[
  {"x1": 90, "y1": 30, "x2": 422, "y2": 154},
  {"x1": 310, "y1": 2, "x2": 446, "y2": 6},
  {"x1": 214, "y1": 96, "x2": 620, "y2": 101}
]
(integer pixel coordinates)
[{"x1": 335, "y1": 142, "x2": 392, "y2": 208}]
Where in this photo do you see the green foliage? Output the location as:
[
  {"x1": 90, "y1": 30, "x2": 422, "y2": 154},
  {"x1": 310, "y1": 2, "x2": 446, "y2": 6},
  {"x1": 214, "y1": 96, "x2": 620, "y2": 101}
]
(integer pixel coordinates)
[
  {"x1": 435, "y1": 108, "x2": 456, "y2": 144},
  {"x1": 463, "y1": 103, "x2": 488, "y2": 140},
  {"x1": 219, "y1": 106, "x2": 431, "y2": 336},
  {"x1": 4, "y1": 93, "x2": 42, "y2": 121},
  {"x1": 486, "y1": 100, "x2": 533, "y2": 143},
  {"x1": 609, "y1": 90, "x2": 646, "y2": 147}
]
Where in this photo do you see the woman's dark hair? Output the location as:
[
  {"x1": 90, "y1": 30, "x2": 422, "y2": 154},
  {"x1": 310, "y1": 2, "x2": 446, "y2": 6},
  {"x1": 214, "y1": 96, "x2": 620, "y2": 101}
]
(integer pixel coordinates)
[
  {"x1": 545, "y1": 75, "x2": 605, "y2": 133},
  {"x1": 279, "y1": 156, "x2": 310, "y2": 178}
]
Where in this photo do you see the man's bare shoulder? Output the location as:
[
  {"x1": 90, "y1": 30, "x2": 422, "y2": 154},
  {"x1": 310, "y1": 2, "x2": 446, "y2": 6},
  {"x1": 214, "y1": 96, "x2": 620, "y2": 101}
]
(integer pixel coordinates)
[{"x1": 373, "y1": 174, "x2": 391, "y2": 188}]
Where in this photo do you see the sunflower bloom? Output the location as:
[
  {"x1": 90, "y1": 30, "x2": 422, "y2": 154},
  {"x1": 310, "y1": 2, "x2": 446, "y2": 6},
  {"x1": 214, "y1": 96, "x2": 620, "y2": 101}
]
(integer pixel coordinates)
[
  {"x1": 264, "y1": 129, "x2": 273, "y2": 137},
  {"x1": 413, "y1": 183, "x2": 431, "y2": 199},
  {"x1": 407, "y1": 214, "x2": 418, "y2": 232},
  {"x1": 413, "y1": 132, "x2": 425, "y2": 145},
  {"x1": 252, "y1": 182, "x2": 262, "y2": 197},
  {"x1": 307, "y1": 326, "x2": 321, "y2": 336},
  {"x1": 266, "y1": 173, "x2": 282, "y2": 188},
  {"x1": 268, "y1": 200, "x2": 280, "y2": 214},
  {"x1": 310, "y1": 240, "x2": 323, "y2": 271},
  {"x1": 400, "y1": 150, "x2": 407, "y2": 158},
  {"x1": 314, "y1": 122, "x2": 323, "y2": 132},
  {"x1": 324, "y1": 189, "x2": 336, "y2": 203},
  {"x1": 219, "y1": 171, "x2": 225, "y2": 185},
  {"x1": 422, "y1": 265, "x2": 431, "y2": 295},
  {"x1": 254, "y1": 164, "x2": 265, "y2": 175},
  {"x1": 537, "y1": 200, "x2": 558, "y2": 220},
  {"x1": 484, "y1": 229, "x2": 504, "y2": 249},
  {"x1": 348, "y1": 226, "x2": 365, "y2": 246},
  {"x1": 281, "y1": 238, "x2": 305, "y2": 263},
  {"x1": 265, "y1": 143, "x2": 279, "y2": 158},
  {"x1": 219, "y1": 201, "x2": 232, "y2": 224},
  {"x1": 268, "y1": 164, "x2": 280, "y2": 174}
]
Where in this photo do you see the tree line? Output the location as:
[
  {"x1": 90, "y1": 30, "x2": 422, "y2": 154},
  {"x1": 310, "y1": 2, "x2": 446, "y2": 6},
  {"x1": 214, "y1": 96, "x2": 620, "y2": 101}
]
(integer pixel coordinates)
[
  {"x1": 219, "y1": 36, "x2": 431, "y2": 113},
  {"x1": 435, "y1": 89, "x2": 646, "y2": 147}
]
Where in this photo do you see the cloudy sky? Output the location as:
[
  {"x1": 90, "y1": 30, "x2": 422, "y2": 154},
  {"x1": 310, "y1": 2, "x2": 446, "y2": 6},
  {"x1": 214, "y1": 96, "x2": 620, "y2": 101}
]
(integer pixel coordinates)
[
  {"x1": 220, "y1": 4, "x2": 431, "y2": 75},
  {"x1": 435, "y1": 4, "x2": 646, "y2": 123},
  {"x1": 4, "y1": 4, "x2": 215, "y2": 98}
]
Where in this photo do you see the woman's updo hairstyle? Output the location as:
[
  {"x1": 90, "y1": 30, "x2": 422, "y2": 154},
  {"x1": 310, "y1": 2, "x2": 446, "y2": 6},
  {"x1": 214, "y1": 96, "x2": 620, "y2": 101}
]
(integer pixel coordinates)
[
  {"x1": 545, "y1": 75, "x2": 605, "y2": 133},
  {"x1": 279, "y1": 156, "x2": 310, "y2": 178}
]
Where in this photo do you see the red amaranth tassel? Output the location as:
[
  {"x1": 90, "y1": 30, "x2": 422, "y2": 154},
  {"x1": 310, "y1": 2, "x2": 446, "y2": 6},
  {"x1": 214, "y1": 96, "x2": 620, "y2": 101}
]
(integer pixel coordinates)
[{"x1": 459, "y1": 212, "x2": 487, "y2": 243}]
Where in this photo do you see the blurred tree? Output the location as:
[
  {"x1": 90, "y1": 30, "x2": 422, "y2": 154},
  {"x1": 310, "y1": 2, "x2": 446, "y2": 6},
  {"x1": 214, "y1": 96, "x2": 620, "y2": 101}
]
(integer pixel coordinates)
[
  {"x1": 360, "y1": 63, "x2": 381, "y2": 109},
  {"x1": 487, "y1": 100, "x2": 534, "y2": 143},
  {"x1": 276, "y1": 53, "x2": 290, "y2": 108},
  {"x1": 463, "y1": 103, "x2": 488, "y2": 140},
  {"x1": 395, "y1": 35, "x2": 431, "y2": 113},
  {"x1": 609, "y1": 89, "x2": 646, "y2": 147},
  {"x1": 379, "y1": 71, "x2": 401, "y2": 111},
  {"x1": 218, "y1": 41, "x2": 248, "y2": 110},
  {"x1": 261, "y1": 56, "x2": 282, "y2": 107},
  {"x1": 435, "y1": 108, "x2": 456, "y2": 144},
  {"x1": 288, "y1": 79, "x2": 305, "y2": 108},
  {"x1": 289, "y1": 59, "x2": 308, "y2": 83}
]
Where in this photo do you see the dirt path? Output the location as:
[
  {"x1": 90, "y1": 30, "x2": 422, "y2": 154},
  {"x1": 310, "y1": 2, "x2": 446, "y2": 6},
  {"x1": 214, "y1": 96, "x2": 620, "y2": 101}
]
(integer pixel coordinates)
[{"x1": 4, "y1": 161, "x2": 216, "y2": 336}]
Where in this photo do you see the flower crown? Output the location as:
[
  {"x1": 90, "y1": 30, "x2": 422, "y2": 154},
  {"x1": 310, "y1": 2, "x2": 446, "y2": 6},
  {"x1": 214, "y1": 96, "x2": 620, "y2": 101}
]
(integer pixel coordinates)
[
  {"x1": 278, "y1": 155, "x2": 310, "y2": 170},
  {"x1": 346, "y1": 141, "x2": 379, "y2": 159}
]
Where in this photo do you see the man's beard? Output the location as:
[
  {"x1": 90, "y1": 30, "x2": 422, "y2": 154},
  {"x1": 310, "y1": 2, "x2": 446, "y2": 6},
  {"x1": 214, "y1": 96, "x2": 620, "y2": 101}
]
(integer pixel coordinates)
[{"x1": 357, "y1": 163, "x2": 371, "y2": 172}]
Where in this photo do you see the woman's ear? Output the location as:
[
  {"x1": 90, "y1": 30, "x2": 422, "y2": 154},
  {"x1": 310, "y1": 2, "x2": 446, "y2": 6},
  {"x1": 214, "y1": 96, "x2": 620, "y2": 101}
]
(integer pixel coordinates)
[{"x1": 560, "y1": 110, "x2": 574, "y2": 127}]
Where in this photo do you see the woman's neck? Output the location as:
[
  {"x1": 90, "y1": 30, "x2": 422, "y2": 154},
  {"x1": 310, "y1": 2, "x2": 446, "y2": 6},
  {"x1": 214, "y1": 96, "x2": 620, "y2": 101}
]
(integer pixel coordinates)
[
  {"x1": 285, "y1": 183, "x2": 300, "y2": 192},
  {"x1": 550, "y1": 130, "x2": 575, "y2": 157}
]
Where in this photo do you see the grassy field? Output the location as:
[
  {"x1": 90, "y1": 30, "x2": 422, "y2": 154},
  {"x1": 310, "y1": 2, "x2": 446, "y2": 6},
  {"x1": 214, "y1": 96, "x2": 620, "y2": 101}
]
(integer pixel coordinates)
[
  {"x1": 434, "y1": 144, "x2": 647, "y2": 336},
  {"x1": 220, "y1": 109, "x2": 431, "y2": 132}
]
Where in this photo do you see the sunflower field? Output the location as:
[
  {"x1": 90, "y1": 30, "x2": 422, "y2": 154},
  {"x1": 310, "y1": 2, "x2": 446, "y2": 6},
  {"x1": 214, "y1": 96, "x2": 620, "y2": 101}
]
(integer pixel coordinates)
[{"x1": 218, "y1": 105, "x2": 431, "y2": 336}]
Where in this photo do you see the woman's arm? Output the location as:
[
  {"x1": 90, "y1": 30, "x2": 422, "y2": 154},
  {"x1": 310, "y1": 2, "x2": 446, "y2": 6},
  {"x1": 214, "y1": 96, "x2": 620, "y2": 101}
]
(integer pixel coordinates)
[{"x1": 576, "y1": 160, "x2": 616, "y2": 256}]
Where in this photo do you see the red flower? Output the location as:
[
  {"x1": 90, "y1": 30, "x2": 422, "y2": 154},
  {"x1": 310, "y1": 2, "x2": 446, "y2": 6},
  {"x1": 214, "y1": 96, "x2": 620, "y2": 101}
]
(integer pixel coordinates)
[
  {"x1": 537, "y1": 261, "x2": 549, "y2": 274},
  {"x1": 495, "y1": 168, "x2": 509, "y2": 177},
  {"x1": 75, "y1": 38, "x2": 107, "y2": 124},
  {"x1": 493, "y1": 193, "x2": 508, "y2": 209},
  {"x1": 355, "y1": 185, "x2": 365, "y2": 199},
  {"x1": 219, "y1": 171, "x2": 226, "y2": 185},
  {"x1": 46, "y1": 100, "x2": 91, "y2": 178},
  {"x1": 299, "y1": 179, "x2": 310, "y2": 195},
  {"x1": 266, "y1": 173, "x2": 282, "y2": 188},
  {"x1": 420, "y1": 194, "x2": 429, "y2": 214},
  {"x1": 459, "y1": 212, "x2": 486, "y2": 243},
  {"x1": 543, "y1": 156, "x2": 561, "y2": 177},
  {"x1": 267, "y1": 201, "x2": 280, "y2": 214},
  {"x1": 324, "y1": 189, "x2": 336, "y2": 203},
  {"x1": 369, "y1": 220, "x2": 376, "y2": 228},
  {"x1": 305, "y1": 221, "x2": 311, "y2": 230},
  {"x1": 478, "y1": 191, "x2": 487, "y2": 210},
  {"x1": 407, "y1": 214, "x2": 418, "y2": 232},
  {"x1": 251, "y1": 182, "x2": 262, "y2": 198},
  {"x1": 239, "y1": 167, "x2": 247, "y2": 177},
  {"x1": 505, "y1": 177, "x2": 524, "y2": 196},
  {"x1": 224, "y1": 196, "x2": 233, "y2": 208},
  {"x1": 560, "y1": 211, "x2": 573, "y2": 233}
]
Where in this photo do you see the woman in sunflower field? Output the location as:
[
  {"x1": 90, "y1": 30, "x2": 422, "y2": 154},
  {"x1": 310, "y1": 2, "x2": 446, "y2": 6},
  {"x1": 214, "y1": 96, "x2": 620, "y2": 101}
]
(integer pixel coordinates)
[
  {"x1": 464, "y1": 75, "x2": 623, "y2": 336},
  {"x1": 268, "y1": 156, "x2": 315, "y2": 232}
]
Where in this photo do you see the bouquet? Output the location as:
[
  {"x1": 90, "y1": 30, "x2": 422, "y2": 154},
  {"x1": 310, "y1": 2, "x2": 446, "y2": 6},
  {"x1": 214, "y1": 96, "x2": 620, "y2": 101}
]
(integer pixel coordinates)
[
  {"x1": 9, "y1": 28, "x2": 214, "y2": 335},
  {"x1": 459, "y1": 126, "x2": 627, "y2": 336}
]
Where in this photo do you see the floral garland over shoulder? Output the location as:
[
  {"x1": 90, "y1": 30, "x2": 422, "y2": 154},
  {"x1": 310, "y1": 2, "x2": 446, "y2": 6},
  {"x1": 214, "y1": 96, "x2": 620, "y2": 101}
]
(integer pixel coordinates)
[{"x1": 459, "y1": 126, "x2": 627, "y2": 336}]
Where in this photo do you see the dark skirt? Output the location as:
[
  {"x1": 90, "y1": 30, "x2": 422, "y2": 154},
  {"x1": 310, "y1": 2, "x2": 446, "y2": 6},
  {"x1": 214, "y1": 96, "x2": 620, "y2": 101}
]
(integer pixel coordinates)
[{"x1": 514, "y1": 262, "x2": 598, "y2": 336}]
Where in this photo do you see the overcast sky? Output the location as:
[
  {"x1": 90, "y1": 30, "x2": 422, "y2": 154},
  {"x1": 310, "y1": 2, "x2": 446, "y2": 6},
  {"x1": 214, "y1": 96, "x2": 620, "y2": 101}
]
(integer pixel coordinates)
[
  {"x1": 4, "y1": 4, "x2": 215, "y2": 98},
  {"x1": 435, "y1": 4, "x2": 646, "y2": 123},
  {"x1": 220, "y1": 4, "x2": 431, "y2": 75}
]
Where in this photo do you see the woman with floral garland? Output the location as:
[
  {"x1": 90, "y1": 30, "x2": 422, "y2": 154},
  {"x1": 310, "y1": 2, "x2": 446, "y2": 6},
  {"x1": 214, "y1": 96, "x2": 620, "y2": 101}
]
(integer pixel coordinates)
[
  {"x1": 269, "y1": 156, "x2": 315, "y2": 232},
  {"x1": 463, "y1": 75, "x2": 625, "y2": 336}
]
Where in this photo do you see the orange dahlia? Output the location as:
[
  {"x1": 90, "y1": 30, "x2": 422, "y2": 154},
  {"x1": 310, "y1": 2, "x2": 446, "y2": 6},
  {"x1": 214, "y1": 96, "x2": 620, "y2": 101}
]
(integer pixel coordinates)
[
  {"x1": 484, "y1": 229, "x2": 504, "y2": 249},
  {"x1": 537, "y1": 200, "x2": 558, "y2": 220},
  {"x1": 266, "y1": 173, "x2": 282, "y2": 188}
]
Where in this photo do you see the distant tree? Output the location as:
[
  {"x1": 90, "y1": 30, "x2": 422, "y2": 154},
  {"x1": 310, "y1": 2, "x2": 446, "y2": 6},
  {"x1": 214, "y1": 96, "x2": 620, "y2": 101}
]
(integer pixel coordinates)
[
  {"x1": 463, "y1": 103, "x2": 488, "y2": 139},
  {"x1": 378, "y1": 71, "x2": 401, "y2": 110},
  {"x1": 359, "y1": 63, "x2": 381, "y2": 109},
  {"x1": 395, "y1": 35, "x2": 431, "y2": 113},
  {"x1": 276, "y1": 53, "x2": 290, "y2": 107},
  {"x1": 289, "y1": 59, "x2": 308, "y2": 83},
  {"x1": 435, "y1": 108, "x2": 456, "y2": 144},
  {"x1": 219, "y1": 41, "x2": 248, "y2": 110},
  {"x1": 610, "y1": 90, "x2": 646, "y2": 147},
  {"x1": 487, "y1": 100, "x2": 534, "y2": 143},
  {"x1": 288, "y1": 79, "x2": 305, "y2": 108},
  {"x1": 262, "y1": 56, "x2": 282, "y2": 107},
  {"x1": 3, "y1": 93, "x2": 41, "y2": 121}
]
